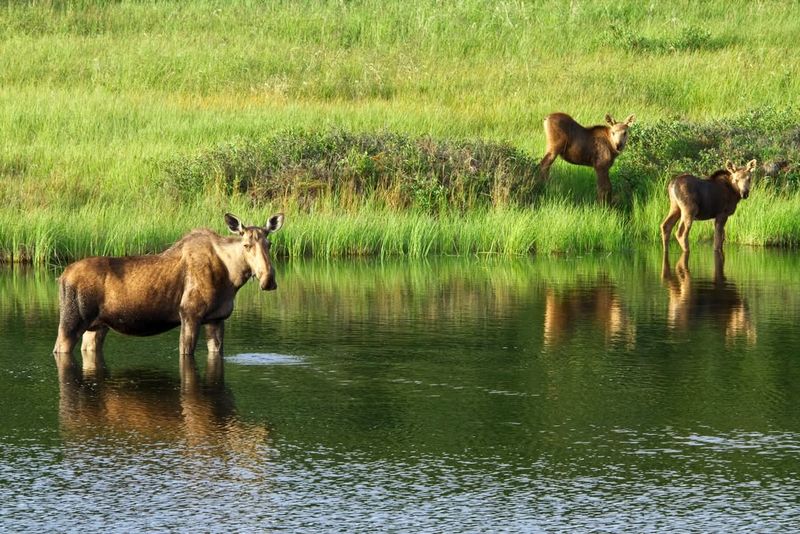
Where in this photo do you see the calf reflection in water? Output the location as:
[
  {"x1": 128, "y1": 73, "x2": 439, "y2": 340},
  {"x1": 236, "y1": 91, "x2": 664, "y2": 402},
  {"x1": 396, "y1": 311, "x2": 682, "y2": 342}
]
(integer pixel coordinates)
[
  {"x1": 55, "y1": 351, "x2": 268, "y2": 453},
  {"x1": 662, "y1": 251, "x2": 756, "y2": 344},
  {"x1": 543, "y1": 277, "x2": 636, "y2": 349}
]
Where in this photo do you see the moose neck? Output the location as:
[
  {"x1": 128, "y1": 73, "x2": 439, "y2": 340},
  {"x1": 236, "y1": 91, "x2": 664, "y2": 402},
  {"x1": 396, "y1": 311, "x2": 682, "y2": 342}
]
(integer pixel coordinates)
[
  {"x1": 721, "y1": 176, "x2": 742, "y2": 206},
  {"x1": 212, "y1": 239, "x2": 252, "y2": 289},
  {"x1": 595, "y1": 127, "x2": 620, "y2": 156}
]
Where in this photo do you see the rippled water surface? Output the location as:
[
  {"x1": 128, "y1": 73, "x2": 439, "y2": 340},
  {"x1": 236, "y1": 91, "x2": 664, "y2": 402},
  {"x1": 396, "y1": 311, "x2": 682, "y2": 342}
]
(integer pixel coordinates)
[{"x1": 1, "y1": 249, "x2": 799, "y2": 532}]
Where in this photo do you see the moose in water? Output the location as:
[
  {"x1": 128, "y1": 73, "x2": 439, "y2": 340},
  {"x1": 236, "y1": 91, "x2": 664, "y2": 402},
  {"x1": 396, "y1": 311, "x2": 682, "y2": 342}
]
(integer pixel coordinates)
[
  {"x1": 538, "y1": 112, "x2": 636, "y2": 204},
  {"x1": 54, "y1": 213, "x2": 284, "y2": 356},
  {"x1": 660, "y1": 160, "x2": 756, "y2": 255}
]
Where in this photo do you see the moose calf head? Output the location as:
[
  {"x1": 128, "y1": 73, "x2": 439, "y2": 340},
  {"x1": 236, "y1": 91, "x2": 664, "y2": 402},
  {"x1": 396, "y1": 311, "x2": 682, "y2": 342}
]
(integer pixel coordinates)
[
  {"x1": 725, "y1": 159, "x2": 757, "y2": 199},
  {"x1": 604, "y1": 114, "x2": 636, "y2": 153}
]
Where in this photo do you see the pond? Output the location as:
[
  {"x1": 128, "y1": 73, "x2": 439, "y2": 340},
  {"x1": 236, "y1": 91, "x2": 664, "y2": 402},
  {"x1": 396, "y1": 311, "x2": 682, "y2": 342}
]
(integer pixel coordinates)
[{"x1": 1, "y1": 248, "x2": 799, "y2": 531}]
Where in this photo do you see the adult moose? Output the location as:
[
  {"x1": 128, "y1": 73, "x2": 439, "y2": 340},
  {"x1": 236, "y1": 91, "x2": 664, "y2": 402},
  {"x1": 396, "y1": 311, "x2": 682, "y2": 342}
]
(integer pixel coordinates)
[
  {"x1": 54, "y1": 213, "x2": 284, "y2": 356},
  {"x1": 660, "y1": 160, "x2": 756, "y2": 254},
  {"x1": 538, "y1": 112, "x2": 636, "y2": 204}
]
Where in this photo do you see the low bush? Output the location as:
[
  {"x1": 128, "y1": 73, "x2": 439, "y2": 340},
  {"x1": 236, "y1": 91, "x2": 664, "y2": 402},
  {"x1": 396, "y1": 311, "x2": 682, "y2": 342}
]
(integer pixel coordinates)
[
  {"x1": 616, "y1": 107, "x2": 800, "y2": 203},
  {"x1": 162, "y1": 130, "x2": 540, "y2": 212}
]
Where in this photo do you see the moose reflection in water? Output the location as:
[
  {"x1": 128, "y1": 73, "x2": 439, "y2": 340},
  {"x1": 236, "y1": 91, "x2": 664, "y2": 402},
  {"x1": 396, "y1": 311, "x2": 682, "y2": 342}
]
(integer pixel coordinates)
[
  {"x1": 54, "y1": 212, "x2": 284, "y2": 356},
  {"x1": 661, "y1": 251, "x2": 756, "y2": 344},
  {"x1": 55, "y1": 351, "x2": 268, "y2": 452},
  {"x1": 543, "y1": 276, "x2": 636, "y2": 349}
]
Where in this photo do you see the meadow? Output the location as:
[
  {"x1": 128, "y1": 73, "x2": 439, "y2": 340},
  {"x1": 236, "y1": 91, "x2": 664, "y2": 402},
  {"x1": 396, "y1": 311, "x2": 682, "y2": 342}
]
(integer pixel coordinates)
[{"x1": 1, "y1": 0, "x2": 799, "y2": 263}]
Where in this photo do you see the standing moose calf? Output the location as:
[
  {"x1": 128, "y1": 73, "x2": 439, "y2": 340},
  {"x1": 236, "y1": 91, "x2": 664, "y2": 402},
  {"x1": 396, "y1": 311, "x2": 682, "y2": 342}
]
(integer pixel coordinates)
[
  {"x1": 54, "y1": 213, "x2": 284, "y2": 356},
  {"x1": 539, "y1": 112, "x2": 636, "y2": 204},
  {"x1": 661, "y1": 160, "x2": 756, "y2": 254}
]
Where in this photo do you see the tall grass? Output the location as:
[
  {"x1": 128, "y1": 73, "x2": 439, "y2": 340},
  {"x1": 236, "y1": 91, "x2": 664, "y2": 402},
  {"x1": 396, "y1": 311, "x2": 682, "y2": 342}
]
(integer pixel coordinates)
[{"x1": 1, "y1": 1, "x2": 800, "y2": 263}]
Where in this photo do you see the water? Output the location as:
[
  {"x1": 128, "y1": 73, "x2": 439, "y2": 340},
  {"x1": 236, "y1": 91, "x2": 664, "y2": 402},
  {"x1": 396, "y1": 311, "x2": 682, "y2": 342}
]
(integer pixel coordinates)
[{"x1": 1, "y1": 248, "x2": 799, "y2": 532}]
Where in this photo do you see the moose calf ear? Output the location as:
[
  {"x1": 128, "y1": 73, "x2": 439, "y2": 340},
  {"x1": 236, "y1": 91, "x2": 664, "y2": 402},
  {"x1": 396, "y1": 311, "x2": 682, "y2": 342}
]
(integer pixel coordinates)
[
  {"x1": 266, "y1": 213, "x2": 285, "y2": 233},
  {"x1": 725, "y1": 160, "x2": 736, "y2": 173},
  {"x1": 225, "y1": 213, "x2": 244, "y2": 234},
  {"x1": 746, "y1": 159, "x2": 757, "y2": 171},
  {"x1": 625, "y1": 114, "x2": 636, "y2": 125},
  {"x1": 605, "y1": 114, "x2": 615, "y2": 125}
]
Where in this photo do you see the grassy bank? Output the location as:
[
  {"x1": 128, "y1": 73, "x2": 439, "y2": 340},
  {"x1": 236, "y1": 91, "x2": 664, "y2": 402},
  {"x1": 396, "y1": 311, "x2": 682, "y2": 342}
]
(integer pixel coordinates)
[{"x1": 2, "y1": 1, "x2": 800, "y2": 263}]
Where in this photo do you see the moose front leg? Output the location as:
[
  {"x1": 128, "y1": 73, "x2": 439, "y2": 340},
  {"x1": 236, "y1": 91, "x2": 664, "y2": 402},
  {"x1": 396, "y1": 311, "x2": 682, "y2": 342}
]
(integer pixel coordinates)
[
  {"x1": 713, "y1": 216, "x2": 728, "y2": 252},
  {"x1": 205, "y1": 321, "x2": 225, "y2": 354},
  {"x1": 179, "y1": 315, "x2": 201, "y2": 355},
  {"x1": 594, "y1": 165, "x2": 612, "y2": 205}
]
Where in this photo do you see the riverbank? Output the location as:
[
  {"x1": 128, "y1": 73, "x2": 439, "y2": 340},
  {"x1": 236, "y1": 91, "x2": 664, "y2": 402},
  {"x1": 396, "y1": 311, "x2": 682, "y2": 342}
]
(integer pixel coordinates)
[{"x1": 2, "y1": 1, "x2": 799, "y2": 263}]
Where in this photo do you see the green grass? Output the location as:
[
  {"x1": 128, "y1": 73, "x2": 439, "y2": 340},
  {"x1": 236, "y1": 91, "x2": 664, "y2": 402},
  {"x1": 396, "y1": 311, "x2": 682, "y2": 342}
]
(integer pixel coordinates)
[{"x1": 2, "y1": 1, "x2": 800, "y2": 263}]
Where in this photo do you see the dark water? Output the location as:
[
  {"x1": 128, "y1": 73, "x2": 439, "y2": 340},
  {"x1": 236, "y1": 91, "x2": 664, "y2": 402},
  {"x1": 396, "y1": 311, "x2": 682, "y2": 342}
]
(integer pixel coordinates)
[{"x1": 1, "y1": 249, "x2": 799, "y2": 532}]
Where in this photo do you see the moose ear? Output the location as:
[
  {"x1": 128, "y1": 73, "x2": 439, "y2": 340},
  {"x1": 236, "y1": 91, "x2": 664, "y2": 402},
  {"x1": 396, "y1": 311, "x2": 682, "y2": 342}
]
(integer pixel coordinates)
[
  {"x1": 725, "y1": 160, "x2": 736, "y2": 173},
  {"x1": 605, "y1": 114, "x2": 615, "y2": 126},
  {"x1": 624, "y1": 114, "x2": 636, "y2": 125},
  {"x1": 746, "y1": 159, "x2": 757, "y2": 172},
  {"x1": 266, "y1": 213, "x2": 284, "y2": 233},
  {"x1": 225, "y1": 213, "x2": 244, "y2": 234}
]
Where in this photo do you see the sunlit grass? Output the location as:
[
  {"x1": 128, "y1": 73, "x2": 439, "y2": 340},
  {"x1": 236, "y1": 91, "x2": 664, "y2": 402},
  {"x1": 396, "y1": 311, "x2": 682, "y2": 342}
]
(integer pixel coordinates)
[{"x1": 2, "y1": 1, "x2": 800, "y2": 262}]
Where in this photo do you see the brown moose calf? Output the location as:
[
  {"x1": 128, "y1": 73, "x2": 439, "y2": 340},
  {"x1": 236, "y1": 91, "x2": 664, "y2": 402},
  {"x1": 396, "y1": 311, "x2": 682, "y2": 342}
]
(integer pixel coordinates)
[
  {"x1": 539, "y1": 112, "x2": 635, "y2": 204},
  {"x1": 54, "y1": 213, "x2": 284, "y2": 356},
  {"x1": 661, "y1": 160, "x2": 756, "y2": 254}
]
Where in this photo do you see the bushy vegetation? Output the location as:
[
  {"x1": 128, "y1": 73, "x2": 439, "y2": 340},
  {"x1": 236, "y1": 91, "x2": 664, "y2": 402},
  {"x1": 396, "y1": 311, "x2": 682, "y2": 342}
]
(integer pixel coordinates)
[
  {"x1": 162, "y1": 130, "x2": 539, "y2": 212},
  {"x1": 618, "y1": 107, "x2": 800, "y2": 196}
]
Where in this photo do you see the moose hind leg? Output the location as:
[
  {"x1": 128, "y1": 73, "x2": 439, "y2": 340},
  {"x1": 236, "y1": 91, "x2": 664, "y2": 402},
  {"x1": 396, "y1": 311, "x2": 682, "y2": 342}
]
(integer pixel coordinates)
[
  {"x1": 54, "y1": 306, "x2": 85, "y2": 354},
  {"x1": 54, "y1": 326, "x2": 81, "y2": 354},
  {"x1": 678, "y1": 216, "x2": 693, "y2": 252},
  {"x1": 81, "y1": 327, "x2": 108, "y2": 353},
  {"x1": 205, "y1": 321, "x2": 224, "y2": 354},
  {"x1": 538, "y1": 152, "x2": 557, "y2": 181},
  {"x1": 660, "y1": 207, "x2": 681, "y2": 250}
]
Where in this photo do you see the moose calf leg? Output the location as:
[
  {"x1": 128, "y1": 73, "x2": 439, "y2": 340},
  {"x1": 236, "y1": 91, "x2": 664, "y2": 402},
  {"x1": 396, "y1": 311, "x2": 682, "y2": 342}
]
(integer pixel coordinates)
[
  {"x1": 678, "y1": 217, "x2": 693, "y2": 252},
  {"x1": 595, "y1": 167, "x2": 612, "y2": 205},
  {"x1": 538, "y1": 153, "x2": 556, "y2": 180},
  {"x1": 205, "y1": 321, "x2": 224, "y2": 354},
  {"x1": 676, "y1": 222, "x2": 686, "y2": 240},
  {"x1": 660, "y1": 209, "x2": 681, "y2": 250},
  {"x1": 713, "y1": 218, "x2": 727, "y2": 252}
]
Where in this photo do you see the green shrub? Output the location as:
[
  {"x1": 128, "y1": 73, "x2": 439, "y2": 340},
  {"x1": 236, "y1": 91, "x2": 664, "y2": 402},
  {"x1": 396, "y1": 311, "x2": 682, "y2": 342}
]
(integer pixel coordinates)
[
  {"x1": 161, "y1": 129, "x2": 540, "y2": 212},
  {"x1": 617, "y1": 107, "x2": 800, "y2": 203}
]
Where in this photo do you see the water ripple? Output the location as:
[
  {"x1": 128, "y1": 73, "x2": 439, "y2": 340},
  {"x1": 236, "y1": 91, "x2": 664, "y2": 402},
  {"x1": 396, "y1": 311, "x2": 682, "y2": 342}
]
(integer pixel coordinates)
[{"x1": 226, "y1": 353, "x2": 306, "y2": 366}]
